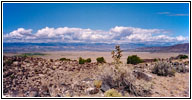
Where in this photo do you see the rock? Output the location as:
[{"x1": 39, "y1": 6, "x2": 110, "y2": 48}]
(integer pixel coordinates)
[
  {"x1": 52, "y1": 66, "x2": 57, "y2": 70},
  {"x1": 146, "y1": 63, "x2": 151, "y2": 66},
  {"x1": 26, "y1": 63, "x2": 30, "y2": 67},
  {"x1": 28, "y1": 91, "x2": 39, "y2": 97},
  {"x1": 38, "y1": 62, "x2": 42, "y2": 66},
  {"x1": 54, "y1": 62, "x2": 60, "y2": 66},
  {"x1": 82, "y1": 78, "x2": 94, "y2": 82},
  {"x1": 133, "y1": 70, "x2": 152, "y2": 81},
  {"x1": 183, "y1": 90, "x2": 189, "y2": 95},
  {"x1": 56, "y1": 94, "x2": 61, "y2": 97},
  {"x1": 48, "y1": 59, "x2": 54, "y2": 62},
  {"x1": 89, "y1": 88, "x2": 99, "y2": 94},
  {"x1": 11, "y1": 90, "x2": 21, "y2": 97},
  {"x1": 39, "y1": 74, "x2": 44, "y2": 77},
  {"x1": 4, "y1": 71, "x2": 13, "y2": 78},
  {"x1": 155, "y1": 91, "x2": 159, "y2": 94},
  {"x1": 100, "y1": 82, "x2": 111, "y2": 92},
  {"x1": 13, "y1": 61, "x2": 19, "y2": 66},
  {"x1": 184, "y1": 66, "x2": 189, "y2": 72}
]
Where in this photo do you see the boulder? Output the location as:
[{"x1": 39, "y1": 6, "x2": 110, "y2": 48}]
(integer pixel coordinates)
[
  {"x1": 13, "y1": 61, "x2": 19, "y2": 66},
  {"x1": 89, "y1": 88, "x2": 99, "y2": 94},
  {"x1": 100, "y1": 82, "x2": 111, "y2": 92},
  {"x1": 52, "y1": 66, "x2": 57, "y2": 70},
  {"x1": 28, "y1": 91, "x2": 39, "y2": 97},
  {"x1": 133, "y1": 70, "x2": 152, "y2": 81},
  {"x1": 54, "y1": 62, "x2": 60, "y2": 66}
]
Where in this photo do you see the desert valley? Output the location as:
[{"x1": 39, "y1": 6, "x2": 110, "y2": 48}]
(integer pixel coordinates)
[{"x1": 3, "y1": 44, "x2": 190, "y2": 97}]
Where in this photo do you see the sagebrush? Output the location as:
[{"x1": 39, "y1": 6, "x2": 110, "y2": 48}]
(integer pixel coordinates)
[
  {"x1": 152, "y1": 61, "x2": 175, "y2": 76},
  {"x1": 79, "y1": 57, "x2": 91, "y2": 64},
  {"x1": 96, "y1": 57, "x2": 106, "y2": 63},
  {"x1": 127, "y1": 55, "x2": 143, "y2": 65}
]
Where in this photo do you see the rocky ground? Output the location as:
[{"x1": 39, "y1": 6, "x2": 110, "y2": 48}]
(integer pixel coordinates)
[{"x1": 3, "y1": 55, "x2": 189, "y2": 97}]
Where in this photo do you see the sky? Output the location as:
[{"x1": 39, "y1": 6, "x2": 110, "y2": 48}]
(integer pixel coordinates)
[{"x1": 3, "y1": 3, "x2": 189, "y2": 44}]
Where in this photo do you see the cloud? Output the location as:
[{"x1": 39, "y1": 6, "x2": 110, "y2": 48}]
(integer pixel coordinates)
[
  {"x1": 158, "y1": 12, "x2": 170, "y2": 14},
  {"x1": 3, "y1": 26, "x2": 188, "y2": 44},
  {"x1": 158, "y1": 12, "x2": 188, "y2": 16},
  {"x1": 4, "y1": 28, "x2": 32, "y2": 38},
  {"x1": 168, "y1": 14, "x2": 189, "y2": 16},
  {"x1": 3, "y1": 28, "x2": 36, "y2": 42}
]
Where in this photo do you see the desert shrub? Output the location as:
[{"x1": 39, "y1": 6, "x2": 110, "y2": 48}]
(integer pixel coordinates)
[
  {"x1": 152, "y1": 61, "x2": 175, "y2": 76},
  {"x1": 96, "y1": 57, "x2": 106, "y2": 63},
  {"x1": 4, "y1": 60, "x2": 13, "y2": 66},
  {"x1": 18, "y1": 53, "x2": 46, "y2": 57},
  {"x1": 127, "y1": 55, "x2": 143, "y2": 65},
  {"x1": 10, "y1": 74, "x2": 15, "y2": 79},
  {"x1": 99, "y1": 64, "x2": 152, "y2": 97},
  {"x1": 94, "y1": 80, "x2": 102, "y2": 88},
  {"x1": 174, "y1": 64, "x2": 189, "y2": 73},
  {"x1": 20, "y1": 53, "x2": 28, "y2": 58},
  {"x1": 154, "y1": 58, "x2": 158, "y2": 62},
  {"x1": 184, "y1": 61, "x2": 189, "y2": 65},
  {"x1": 78, "y1": 57, "x2": 91, "y2": 64},
  {"x1": 86, "y1": 58, "x2": 91, "y2": 63},
  {"x1": 59, "y1": 57, "x2": 71, "y2": 61},
  {"x1": 79, "y1": 57, "x2": 85, "y2": 64},
  {"x1": 177, "y1": 54, "x2": 188, "y2": 59},
  {"x1": 104, "y1": 89, "x2": 122, "y2": 97}
]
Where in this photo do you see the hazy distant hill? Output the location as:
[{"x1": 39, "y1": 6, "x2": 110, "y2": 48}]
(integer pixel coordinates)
[
  {"x1": 134, "y1": 43, "x2": 189, "y2": 53},
  {"x1": 3, "y1": 42, "x2": 153, "y2": 53},
  {"x1": 3, "y1": 42, "x2": 189, "y2": 53}
]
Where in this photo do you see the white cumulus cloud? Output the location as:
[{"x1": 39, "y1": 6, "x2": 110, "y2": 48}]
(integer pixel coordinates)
[{"x1": 3, "y1": 26, "x2": 188, "y2": 44}]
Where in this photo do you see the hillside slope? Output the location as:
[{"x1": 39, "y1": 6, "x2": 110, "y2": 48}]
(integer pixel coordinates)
[{"x1": 134, "y1": 43, "x2": 189, "y2": 53}]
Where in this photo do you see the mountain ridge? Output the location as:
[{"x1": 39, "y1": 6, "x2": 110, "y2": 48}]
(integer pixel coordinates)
[
  {"x1": 133, "y1": 43, "x2": 189, "y2": 53},
  {"x1": 3, "y1": 42, "x2": 189, "y2": 53}
]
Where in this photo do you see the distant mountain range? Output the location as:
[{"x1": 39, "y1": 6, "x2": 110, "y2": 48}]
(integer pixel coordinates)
[
  {"x1": 3, "y1": 42, "x2": 189, "y2": 53},
  {"x1": 133, "y1": 43, "x2": 189, "y2": 53}
]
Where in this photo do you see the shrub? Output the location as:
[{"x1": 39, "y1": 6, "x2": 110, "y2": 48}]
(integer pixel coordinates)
[
  {"x1": 94, "y1": 80, "x2": 102, "y2": 88},
  {"x1": 154, "y1": 58, "x2": 158, "y2": 62},
  {"x1": 99, "y1": 64, "x2": 152, "y2": 97},
  {"x1": 10, "y1": 74, "x2": 15, "y2": 79},
  {"x1": 59, "y1": 57, "x2": 71, "y2": 61},
  {"x1": 18, "y1": 53, "x2": 46, "y2": 57},
  {"x1": 177, "y1": 54, "x2": 188, "y2": 59},
  {"x1": 4, "y1": 60, "x2": 13, "y2": 66},
  {"x1": 104, "y1": 89, "x2": 122, "y2": 97},
  {"x1": 184, "y1": 61, "x2": 189, "y2": 65},
  {"x1": 79, "y1": 57, "x2": 85, "y2": 64},
  {"x1": 174, "y1": 64, "x2": 189, "y2": 73},
  {"x1": 152, "y1": 61, "x2": 175, "y2": 76},
  {"x1": 78, "y1": 57, "x2": 91, "y2": 64},
  {"x1": 127, "y1": 55, "x2": 143, "y2": 65},
  {"x1": 96, "y1": 57, "x2": 106, "y2": 63},
  {"x1": 86, "y1": 58, "x2": 91, "y2": 63},
  {"x1": 20, "y1": 53, "x2": 28, "y2": 58}
]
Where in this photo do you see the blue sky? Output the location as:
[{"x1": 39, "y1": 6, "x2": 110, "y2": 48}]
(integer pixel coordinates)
[{"x1": 3, "y1": 3, "x2": 189, "y2": 44}]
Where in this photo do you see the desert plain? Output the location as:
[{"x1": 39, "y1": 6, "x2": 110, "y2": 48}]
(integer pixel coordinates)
[
  {"x1": 3, "y1": 50, "x2": 190, "y2": 97},
  {"x1": 4, "y1": 51, "x2": 187, "y2": 63}
]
